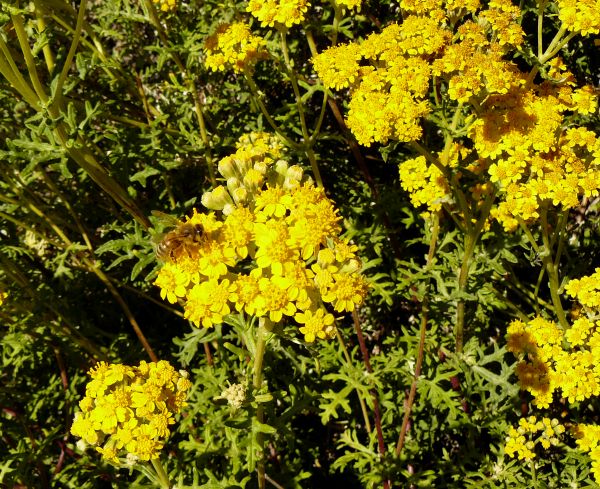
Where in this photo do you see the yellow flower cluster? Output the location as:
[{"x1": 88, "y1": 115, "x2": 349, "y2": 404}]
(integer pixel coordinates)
[
  {"x1": 71, "y1": 360, "x2": 192, "y2": 463},
  {"x1": 564, "y1": 268, "x2": 600, "y2": 309},
  {"x1": 507, "y1": 312, "x2": 600, "y2": 409},
  {"x1": 152, "y1": 0, "x2": 177, "y2": 11},
  {"x1": 474, "y1": 78, "x2": 600, "y2": 231},
  {"x1": 507, "y1": 271, "x2": 600, "y2": 409},
  {"x1": 557, "y1": 0, "x2": 600, "y2": 36},
  {"x1": 154, "y1": 133, "x2": 369, "y2": 342},
  {"x1": 0, "y1": 290, "x2": 6, "y2": 305},
  {"x1": 312, "y1": 0, "x2": 528, "y2": 147},
  {"x1": 505, "y1": 416, "x2": 564, "y2": 461},
  {"x1": 400, "y1": 0, "x2": 481, "y2": 17},
  {"x1": 573, "y1": 424, "x2": 600, "y2": 481},
  {"x1": 204, "y1": 22, "x2": 267, "y2": 73},
  {"x1": 398, "y1": 144, "x2": 470, "y2": 215},
  {"x1": 313, "y1": 19, "x2": 445, "y2": 146},
  {"x1": 314, "y1": 1, "x2": 599, "y2": 227},
  {"x1": 247, "y1": 0, "x2": 309, "y2": 28}
]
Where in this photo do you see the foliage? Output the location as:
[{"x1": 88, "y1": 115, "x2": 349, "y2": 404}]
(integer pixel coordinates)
[{"x1": 1, "y1": 0, "x2": 600, "y2": 488}]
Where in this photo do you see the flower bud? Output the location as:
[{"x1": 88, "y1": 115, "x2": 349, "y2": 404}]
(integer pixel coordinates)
[
  {"x1": 340, "y1": 258, "x2": 362, "y2": 274},
  {"x1": 275, "y1": 159, "x2": 289, "y2": 176},
  {"x1": 222, "y1": 203, "x2": 236, "y2": 216},
  {"x1": 227, "y1": 177, "x2": 241, "y2": 193},
  {"x1": 235, "y1": 156, "x2": 253, "y2": 176},
  {"x1": 218, "y1": 156, "x2": 238, "y2": 179},
  {"x1": 231, "y1": 187, "x2": 248, "y2": 205},
  {"x1": 253, "y1": 161, "x2": 267, "y2": 175},
  {"x1": 284, "y1": 165, "x2": 304, "y2": 189},
  {"x1": 201, "y1": 186, "x2": 233, "y2": 210}
]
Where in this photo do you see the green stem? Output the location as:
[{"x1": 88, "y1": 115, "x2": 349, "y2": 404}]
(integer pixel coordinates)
[
  {"x1": 540, "y1": 206, "x2": 569, "y2": 329},
  {"x1": 536, "y1": 0, "x2": 549, "y2": 58},
  {"x1": 552, "y1": 209, "x2": 569, "y2": 268},
  {"x1": 141, "y1": 0, "x2": 215, "y2": 185},
  {"x1": 150, "y1": 458, "x2": 170, "y2": 489},
  {"x1": 33, "y1": 0, "x2": 56, "y2": 73},
  {"x1": 253, "y1": 320, "x2": 268, "y2": 489},
  {"x1": 279, "y1": 30, "x2": 323, "y2": 187},
  {"x1": 53, "y1": 0, "x2": 87, "y2": 108},
  {"x1": 530, "y1": 459, "x2": 539, "y2": 489},
  {"x1": 455, "y1": 232, "x2": 475, "y2": 353},
  {"x1": 330, "y1": 4, "x2": 342, "y2": 45},
  {"x1": 455, "y1": 191, "x2": 495, "y2": 353},
  {"x1": 526, "y1": 26, "x2": 576, "y2": 87},
  {"x1": 11, "y1": 13, "x2": 48, "y2": 102},
  {"x1": 0, "y1": 36, "x2": 41, "y2": 107},
  {"x1": 533, "y1": 266, "x2": 545, "y2": 315},
  {"x1": 243, "y1": 71, "x2": 303, "y2": 151},
  {"x1": 517, "y1": 219, "x2": 541, "y2": 255}
]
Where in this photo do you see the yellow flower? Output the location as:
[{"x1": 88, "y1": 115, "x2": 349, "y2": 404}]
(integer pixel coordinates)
[
  {"x1": 256, "y1": 275, "x2": 297, "y2": 322},
  {"x1": 312, "y1": 44, "x2": 362, "y2": 90},
  {"x1": 184, "y1": 279, "x2": 234, "y2": 328},
  {"x1": 321, "y1": 273, "x2": 369, "y2": 312},
  {"x1": 254, "y1": 221, "x2": 299, "y2": 275},
  {"x1": 247, "y1": 0, "x2": 310, "y2": 27},
  {"x1": 557, "y1": 0, "x2": 600, "y2": 36},
  {"x1": 230, "y1": 272, "x2": 261, "y2": 313},
  {"x1": 154, "y1": 263, "x2": 190, "y2": 304},
  {"x1": 204, "y1": 22, "x2": 267, "y2": 73},
  {"x1": 152, "y1": 0, "x2": 177, "y2": 11},
  {"x1": 223, "y1": 207, "x2": 255, "y2": 258},
  {"x1": 71, "y1": 361, "x2": 190, "y2": 463},
  {"x1": 295, "y1": 308, "x2": 336, "y2": 342},
  {"x1": 197, "y1": 240, "x2": 237, "y2": 279},
  {"x1": 126, "y1": 424, "x2": 164, "y2": 461}
]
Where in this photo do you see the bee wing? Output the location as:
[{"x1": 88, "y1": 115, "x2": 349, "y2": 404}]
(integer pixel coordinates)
[
  {"x1": 151, "y1": 231, "x2": 166, "y2": 245},
  {"x1": 150, "y1": 211, "x2": 181, "y2": 245},
  {"x1": 151, "y1": 210, "x2": 181, "y2": 227}
]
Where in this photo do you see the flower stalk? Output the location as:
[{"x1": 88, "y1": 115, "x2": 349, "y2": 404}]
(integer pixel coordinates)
[
  {"x1": 151, "y1": 458, "x2": 171, "y2": 489},
  {"x1": 253, "y1": 319, "x2": 268, "y2": 489}
]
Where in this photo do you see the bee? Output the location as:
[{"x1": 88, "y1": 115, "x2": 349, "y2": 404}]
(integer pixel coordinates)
[{"x1": 152, "y1": 211, "x2": 204, "y2": 262}]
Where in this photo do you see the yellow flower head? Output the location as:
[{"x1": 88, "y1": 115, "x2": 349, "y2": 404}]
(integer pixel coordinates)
[
  {"x1": 154, "y1": 133, "x2": 367, "y2": 342},
  {"x1": 247, "y1": 0, "x2": 310, "y2": 27},
  {"x1": 505, "y1": 416, "x2": 564, "y2": 461},
  {"x1": 71, "y1": 361, "x2": 191, "y2": 463},
  {"x1": 204, "y1": 22, "x2": 267, "y2": 73},
  {"x1": 557, "y1": 0, "x2": 600, "y2": 36}
]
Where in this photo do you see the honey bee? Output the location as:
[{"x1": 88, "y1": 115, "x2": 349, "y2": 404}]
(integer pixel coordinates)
[{"x1": 152, "y1": 211, "x2": 204, "y2": 262}]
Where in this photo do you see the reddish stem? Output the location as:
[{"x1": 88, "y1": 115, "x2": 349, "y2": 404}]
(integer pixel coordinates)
[{"x1": 352, "y1": 310, "x2": 390, "y2": 489}]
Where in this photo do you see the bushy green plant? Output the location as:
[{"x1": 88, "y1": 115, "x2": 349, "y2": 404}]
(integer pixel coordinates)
[{"x1": 2, "y1": 0, "x2": 600, "y2": 487}]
